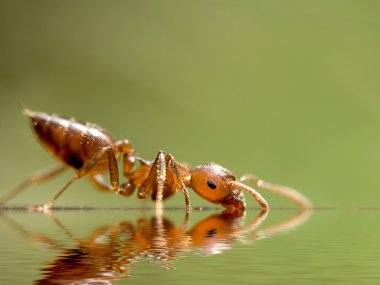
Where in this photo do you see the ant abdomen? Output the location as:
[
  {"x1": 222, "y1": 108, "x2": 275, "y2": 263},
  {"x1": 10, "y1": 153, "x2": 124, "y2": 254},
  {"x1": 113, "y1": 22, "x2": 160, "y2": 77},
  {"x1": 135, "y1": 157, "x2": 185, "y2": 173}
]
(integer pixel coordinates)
[{"x1": 26, "y1": 110, "x2": 115, "y2": 171}]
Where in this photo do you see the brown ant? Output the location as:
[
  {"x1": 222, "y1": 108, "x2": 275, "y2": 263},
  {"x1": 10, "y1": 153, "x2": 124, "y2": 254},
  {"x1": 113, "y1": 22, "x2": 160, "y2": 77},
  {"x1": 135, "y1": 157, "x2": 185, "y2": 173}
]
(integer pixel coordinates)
[{"x1": 0, "y1": 110, "x2": 311, "y2": 213}]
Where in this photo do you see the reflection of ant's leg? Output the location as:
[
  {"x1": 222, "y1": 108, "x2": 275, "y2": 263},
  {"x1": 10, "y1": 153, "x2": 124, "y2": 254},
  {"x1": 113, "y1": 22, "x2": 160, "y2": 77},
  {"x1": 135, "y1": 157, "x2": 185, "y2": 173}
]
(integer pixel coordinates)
[
  {"x1": 0, "y1": 165, "x2": 67, "y2": 206},
  {"x1": 153, "y1": 213, "x2": 167, "y2": 250},
  {"x1": 181, "y1": 211, "x2": 191, "y2": 232},
  {"x1": 50, "y1": 213, "x2": 122, "y2": 250},
  {"x1": 49, "y1": 213, "x2": 78, "y2": 241},
  {"x1": 0, "y1": 213, "x2": 66, "y2": 251},
  {"x1": 240, "y1": 175, "x2": 312, "y2": 209}
]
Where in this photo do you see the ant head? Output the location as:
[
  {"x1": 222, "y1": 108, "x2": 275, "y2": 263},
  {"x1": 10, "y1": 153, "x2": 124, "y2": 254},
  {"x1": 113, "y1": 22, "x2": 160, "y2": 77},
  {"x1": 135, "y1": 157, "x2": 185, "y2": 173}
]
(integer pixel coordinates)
[{"x1": 190, "y1": 163, "x2": 246, "y2": 209}]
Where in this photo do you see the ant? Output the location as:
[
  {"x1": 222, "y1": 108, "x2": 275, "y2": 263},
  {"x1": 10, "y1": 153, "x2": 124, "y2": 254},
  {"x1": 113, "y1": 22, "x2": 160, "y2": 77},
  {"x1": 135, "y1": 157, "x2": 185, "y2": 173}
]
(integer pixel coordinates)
[{"x1": 0, "y1": 110, "x2": 311, "y2": 213}]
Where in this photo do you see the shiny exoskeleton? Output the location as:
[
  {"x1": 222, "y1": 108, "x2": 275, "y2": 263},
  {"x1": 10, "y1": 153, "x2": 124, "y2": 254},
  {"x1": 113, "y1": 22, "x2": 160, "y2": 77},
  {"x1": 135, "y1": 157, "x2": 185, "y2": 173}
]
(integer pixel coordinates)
[{"x1": 0, "y1": 110, "x2": 311, "y2": 212}]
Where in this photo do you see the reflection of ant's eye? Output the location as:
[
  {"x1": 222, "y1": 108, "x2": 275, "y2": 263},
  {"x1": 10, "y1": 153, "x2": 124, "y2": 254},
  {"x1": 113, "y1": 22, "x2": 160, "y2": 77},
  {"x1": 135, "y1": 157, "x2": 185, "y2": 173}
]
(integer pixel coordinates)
[
  {"x1": 206, "y1": 228, "x2": 217, "y2": 238},
  {"x1": 207, "y1": 179, "x2": 217, "y2": 189}
]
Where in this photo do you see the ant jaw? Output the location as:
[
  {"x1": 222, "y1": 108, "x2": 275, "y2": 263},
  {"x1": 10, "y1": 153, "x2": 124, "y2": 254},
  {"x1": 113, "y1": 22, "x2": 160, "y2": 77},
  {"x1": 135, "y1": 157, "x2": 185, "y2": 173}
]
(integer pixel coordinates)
[{"x1": 221, "y1": 188, "x2": 246, "y2": 210}]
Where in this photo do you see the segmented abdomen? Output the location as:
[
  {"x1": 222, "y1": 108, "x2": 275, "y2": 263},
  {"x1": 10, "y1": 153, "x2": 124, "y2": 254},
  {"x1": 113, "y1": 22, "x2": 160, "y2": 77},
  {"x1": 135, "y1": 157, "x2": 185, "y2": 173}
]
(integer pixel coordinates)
[{"x1": 26, "y1": 110, "x2": 115, "y2": 170}]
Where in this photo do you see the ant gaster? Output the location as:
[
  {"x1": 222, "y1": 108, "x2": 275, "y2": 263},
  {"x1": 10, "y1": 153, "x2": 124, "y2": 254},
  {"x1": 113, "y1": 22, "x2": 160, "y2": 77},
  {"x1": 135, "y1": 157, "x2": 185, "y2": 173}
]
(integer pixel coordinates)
[{"x1": 0, "y1": 110, "x2": 311, "y2": 213}]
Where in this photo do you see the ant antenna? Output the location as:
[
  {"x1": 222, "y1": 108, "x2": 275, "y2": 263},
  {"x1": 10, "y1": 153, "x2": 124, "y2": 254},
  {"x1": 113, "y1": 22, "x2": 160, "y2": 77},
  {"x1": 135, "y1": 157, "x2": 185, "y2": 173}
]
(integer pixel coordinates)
[
  {"x1": 17, "y1": 100, "x2": 26, "y2": 110},
  {"x1": 17, "y1": 101, "x2": 34, "y2": 117}
]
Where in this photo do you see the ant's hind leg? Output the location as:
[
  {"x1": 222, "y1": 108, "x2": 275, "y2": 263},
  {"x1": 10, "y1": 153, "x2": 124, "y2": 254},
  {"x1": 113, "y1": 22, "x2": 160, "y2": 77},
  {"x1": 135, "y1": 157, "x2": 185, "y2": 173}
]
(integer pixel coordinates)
[
  {"x1": 0, "y1": 165, "x2": 67, "y2": 206},
  {"x1": 45, "y1": 146, "x2": 121, "y2": 209},
  {"x1": 89, "y1": 175, "x2": 114, "y2": 192},
  {"x1": 240, "y1": 174, "x2": 312, "y2": 209},
  {"x1": 115, "y1": 140, "x2": 136, "y2": 176}
]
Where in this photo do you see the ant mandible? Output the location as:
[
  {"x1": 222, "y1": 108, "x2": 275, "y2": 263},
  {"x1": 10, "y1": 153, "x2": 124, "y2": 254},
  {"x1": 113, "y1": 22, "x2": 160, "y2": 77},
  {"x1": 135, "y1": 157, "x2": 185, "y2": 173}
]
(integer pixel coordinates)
[{"x1": 0, "y1": 110, "x2": 311, "y2": 213}]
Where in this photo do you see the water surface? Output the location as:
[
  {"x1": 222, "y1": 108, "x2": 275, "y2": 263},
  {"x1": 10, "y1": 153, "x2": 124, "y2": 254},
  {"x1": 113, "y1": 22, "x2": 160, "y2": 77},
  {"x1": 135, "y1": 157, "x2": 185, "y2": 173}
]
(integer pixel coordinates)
[{"x1": 0, "y1": 208, "x2": 378, "y2": 285}]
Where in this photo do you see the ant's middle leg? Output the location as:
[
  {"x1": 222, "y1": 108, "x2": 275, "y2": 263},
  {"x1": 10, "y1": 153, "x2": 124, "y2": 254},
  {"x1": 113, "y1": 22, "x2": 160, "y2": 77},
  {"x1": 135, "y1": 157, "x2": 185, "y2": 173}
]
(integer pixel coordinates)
[
  {"x1": 138, "y1": 151, "x2": 166, "y2": 210},
  {"x1": 165, "y1": 154, "x2": 192, "y2": 213},
  {"x1": 89, "y1": 175, "x2": 136, "y2": 197},
  {"x1": 113, "y1": 139, "x2": 138, "y2": 196},
  {"x1": 115, "y1": 140, "x2": 136, "y2": 176}
]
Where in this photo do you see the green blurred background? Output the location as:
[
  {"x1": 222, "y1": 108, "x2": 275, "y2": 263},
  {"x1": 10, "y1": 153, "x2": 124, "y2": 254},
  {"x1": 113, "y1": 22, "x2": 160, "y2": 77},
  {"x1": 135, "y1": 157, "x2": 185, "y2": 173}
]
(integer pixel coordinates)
[{"x1": 1, "y1": 0, "x2": 379, "y2": 209}]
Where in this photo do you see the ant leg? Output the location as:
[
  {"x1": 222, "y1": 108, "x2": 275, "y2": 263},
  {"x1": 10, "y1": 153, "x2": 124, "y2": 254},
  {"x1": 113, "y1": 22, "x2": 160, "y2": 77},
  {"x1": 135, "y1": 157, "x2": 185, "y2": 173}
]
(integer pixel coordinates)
[
  {"x1": 89, "y1": 175, "x2": 113, "y2": 192},
  {"x1": 45, "y1": 146, "x2": 120, "y2": 209},
  {"x1": 139, "y1": 151, "x2": 192, "y2": 213},
  {"x1": 0, "y1": 165, "x2": 67, "y2": 205},
  {"x1": 114, "y1": 140, "x2": 138, "y2": 196},
  {"x1": 89, "y1": 175, "x2": 136, "y2": 197},
  {"x1": 165, "y1": 154, "x2": 192, "y2": 213},
  {"x1": 115, "y1": 140, "x2": 136, "y2": 176},
  {"x1": 138, "y1": 151, "x2": 166, "y2": 211},
  {"x1": 240, "y1": 174, "x2": 312, "y2": 209}
]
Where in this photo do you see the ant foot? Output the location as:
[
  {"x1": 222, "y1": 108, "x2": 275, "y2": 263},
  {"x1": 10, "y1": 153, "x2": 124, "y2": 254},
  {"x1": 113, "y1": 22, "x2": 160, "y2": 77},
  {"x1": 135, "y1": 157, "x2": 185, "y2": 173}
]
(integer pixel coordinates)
[
  {"x1": 118, "y1": 183, "x2": 135, "y2": 197},
  {"x1": 186, "y1": 204, "x2": 192, "y2": 214},
  {"x1": 28, "y1": 204, "x2": 53, "y2": 215},
  {"x1": 28, "y1": 205, "x2": 41, "y2": 212}
]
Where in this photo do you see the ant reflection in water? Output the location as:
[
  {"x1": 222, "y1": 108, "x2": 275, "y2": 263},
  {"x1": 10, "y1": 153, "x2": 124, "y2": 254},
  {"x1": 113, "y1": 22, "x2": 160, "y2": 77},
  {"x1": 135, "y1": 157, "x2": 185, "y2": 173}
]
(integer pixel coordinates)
[{"x1": 1, "y1": 208, "x2": 310, "y2": 285}]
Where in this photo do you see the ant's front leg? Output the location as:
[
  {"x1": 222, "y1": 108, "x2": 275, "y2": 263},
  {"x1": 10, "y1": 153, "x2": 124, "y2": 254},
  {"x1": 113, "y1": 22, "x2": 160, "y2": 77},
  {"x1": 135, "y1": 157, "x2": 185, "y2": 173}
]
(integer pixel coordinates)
[
  {"x1": 137, "y1": 151, "x2": 165, "y2": 206},
  {"x1": 164, "y1": 154, "x2": 192, "y2": 213},
  {"x1": 138, "y1": 151, "x2": 192, "y2": 213}
]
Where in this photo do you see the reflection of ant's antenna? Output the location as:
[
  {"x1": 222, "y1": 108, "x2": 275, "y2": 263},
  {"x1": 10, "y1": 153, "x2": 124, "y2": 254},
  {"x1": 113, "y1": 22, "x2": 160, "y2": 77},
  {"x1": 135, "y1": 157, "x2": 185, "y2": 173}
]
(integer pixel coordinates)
[
  {"x1": 239, "y1": 208, "x2": 269, "y2": 236},
  {"x1": 235, "y1": 207, "x2": 312, "y2": 244},
  {"x1": 259, "y1": 208, "x2": 312, "y2": 237}
]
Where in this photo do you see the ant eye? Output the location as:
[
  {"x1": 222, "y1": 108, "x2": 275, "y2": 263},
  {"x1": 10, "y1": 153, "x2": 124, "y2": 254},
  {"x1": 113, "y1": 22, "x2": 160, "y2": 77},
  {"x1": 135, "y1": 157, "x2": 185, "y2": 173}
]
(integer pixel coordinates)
[{"x1": 207, "y1": 179, "x2": 217, "y2": 189}]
